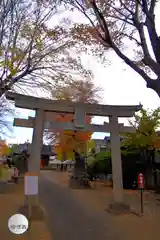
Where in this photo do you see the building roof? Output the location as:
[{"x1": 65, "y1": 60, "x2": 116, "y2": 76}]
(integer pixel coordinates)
[
  {"x1": 13, "y1": 143, "x2": 55, "y2": 156},
  {"x1": 104, "y1": 136, "x2": 125, "y2": 141},
  {"x1": 92, "y1": 139, "x2": 105, "y2": 144}
]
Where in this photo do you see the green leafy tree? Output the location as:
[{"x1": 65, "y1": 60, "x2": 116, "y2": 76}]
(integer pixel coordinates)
[
  {"x1": 94, "y1": 151, "x2": 112, "y2": 175},
  {"x1": 8, "y1": 144, "x2": 19, "y2": 156},
  {"x1": 121, "y1": 108, "x2": 160, "y2": 188},
  {"x1": 122, "y1": 108, "x2": 160, "y2": 150}
]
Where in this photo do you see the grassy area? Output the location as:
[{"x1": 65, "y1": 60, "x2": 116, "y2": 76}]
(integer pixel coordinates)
[{"x1": 0, "y1": 180, "x2": 52, "y2": 240}]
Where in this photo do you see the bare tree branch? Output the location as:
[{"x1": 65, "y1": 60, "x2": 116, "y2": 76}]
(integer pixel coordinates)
[
  {"x1": 60, "y1": 0, "x2": 160, "y2": 95},
  {"x1": 0, "y1": 0, "x2": 91, "y2": 96},
  {"x1": 0, "y1": 96, "x2": 15, "y2": 137}
]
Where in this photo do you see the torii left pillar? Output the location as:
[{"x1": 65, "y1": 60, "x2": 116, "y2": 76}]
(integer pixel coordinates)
[
  {"x1": 24, "y1": 109, "x2": 44, "y2": 216},
  {"x1": 28, "y1": 109, "x2": 44, "y2": 172}
]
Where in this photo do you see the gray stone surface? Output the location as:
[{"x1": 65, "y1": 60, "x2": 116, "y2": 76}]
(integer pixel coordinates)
[
  {"x1": 0, "y1": 181, "x2": 13, "y2": 194},
  {"x1": 68, "y1": 178, "x2": 90, "y2": 189},
  {"x1": 39, "y1": 175, "x2": 118, "y2": 240},
  {"x1": 107, "y1": 202, "x2": 131, "y2": 215},
  {"x1": 18, "y1": 204, "x2": 44, "y2": 221},
  {"x1": 0, "y1": 181, "x2": 8, "y2": 194}
]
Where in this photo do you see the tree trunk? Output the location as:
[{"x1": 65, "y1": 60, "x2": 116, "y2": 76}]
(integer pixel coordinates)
[
  {"x1": 144, "y1": 149, "x2": 155, "y2": 189},
  {"x1": 153, "y1": 169, "x2": 158, "y2": 188},
  {"x1": 145, "y1": 168, "x2": 154, "y2": 189},
  {"x1": 62, "y1": 151, "x2": 66, "y2": 161}
]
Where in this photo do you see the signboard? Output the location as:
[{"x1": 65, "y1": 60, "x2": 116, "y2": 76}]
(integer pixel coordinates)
[
  {"x1": 138, "y1": 173, "x2": 144, "y2": 189},
  {"x1": 74, "y1": 108, "x2": 85, "y2": 128},
  {"x1": 24, "y1": 173, "x2": 38, "y2": 196}
]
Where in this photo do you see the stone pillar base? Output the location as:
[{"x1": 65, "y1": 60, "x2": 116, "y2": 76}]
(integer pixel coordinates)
[
  {"x1": 18, "y1": 201, "x2": 44, "y2": 221},
  {"x1": 107, "y1": 202, "x2": 131, "y2": 215}
]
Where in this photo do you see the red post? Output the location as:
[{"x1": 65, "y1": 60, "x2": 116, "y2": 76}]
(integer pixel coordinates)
[
  {"x1": 138, "y1": 173, "x2": 144, "y2": 189},
  {"x1": 138, "y1": 173, "x2": 144, "y2": 215}
]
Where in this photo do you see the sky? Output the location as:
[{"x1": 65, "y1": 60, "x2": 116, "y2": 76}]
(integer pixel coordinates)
[
  {"x1": 5, "y1": 3, "x2": 160, "y2": 144},
  {"x1": 6, "y1": 52, "x2": 160, "y2": 144}
]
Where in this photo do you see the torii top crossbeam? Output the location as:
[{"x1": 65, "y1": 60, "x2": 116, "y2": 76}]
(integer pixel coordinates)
[{"x1": 6, "y1": 92, "x2": 142, "y2": 117}]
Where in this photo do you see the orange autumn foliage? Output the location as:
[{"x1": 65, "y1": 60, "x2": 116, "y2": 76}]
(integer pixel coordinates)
[{"x1": 54, "y1": 113, "x2": 92, "y2": 154}]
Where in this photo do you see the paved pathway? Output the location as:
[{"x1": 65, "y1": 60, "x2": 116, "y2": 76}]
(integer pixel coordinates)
[{"x1": 39, "y1": 174, "x2": 118, "y2": 240}]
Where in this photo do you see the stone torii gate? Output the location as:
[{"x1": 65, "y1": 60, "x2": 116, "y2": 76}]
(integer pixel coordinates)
[{"x1": 6, "y1": 92, "x2": 142, "y2": 212}]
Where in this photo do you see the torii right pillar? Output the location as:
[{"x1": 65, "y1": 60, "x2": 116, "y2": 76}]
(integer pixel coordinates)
[{"x1": 108, "y1": 115, "x2": 130, "y2": 214}]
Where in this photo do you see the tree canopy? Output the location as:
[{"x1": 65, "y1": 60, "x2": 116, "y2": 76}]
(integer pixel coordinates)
[
  {"x1": 44, "y1": 78, "x2": 101, "y2": 159},
  {"x1": 51, "y1": 78, "x2": 101, "y2": 103},
  {"x1": 48, "y1": 0, "x2": 160, "y2": 96},
  {"x1": 8, "y1": 144, "x2": 19, "y2": 155},
  {"x1": 0, "y1": 0, "x2": 91, "y2": 96},
  {"x1": 121, "y1": 108, "x2": 160, "y2": 150}
]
